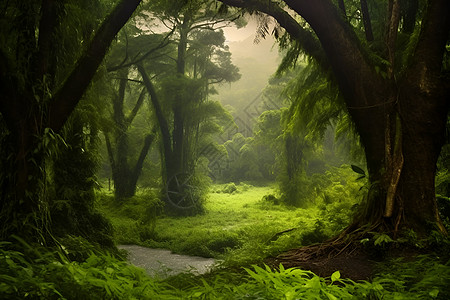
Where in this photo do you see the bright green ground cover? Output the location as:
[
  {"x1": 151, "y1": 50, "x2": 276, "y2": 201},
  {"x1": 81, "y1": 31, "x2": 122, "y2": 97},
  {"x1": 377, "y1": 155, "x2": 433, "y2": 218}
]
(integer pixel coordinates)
[
  {"x1": 98, "y1": 165, "x2": 365, "y2": 265},
  {"x1": 90, "y1": 177, "x2": 449, "y2": 300},
  {"x1": 97, "y1": 183, "x2": 331, "y2": 265},
  {"x1": 2, "y1": 169, "x2": 449, "y2": 299}
]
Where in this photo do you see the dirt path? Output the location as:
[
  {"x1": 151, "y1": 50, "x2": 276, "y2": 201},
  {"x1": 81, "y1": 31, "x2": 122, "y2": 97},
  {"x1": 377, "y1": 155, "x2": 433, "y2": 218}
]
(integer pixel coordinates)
[{"x1": 118, "y1": 245, "x2": 216, "y2": 278}]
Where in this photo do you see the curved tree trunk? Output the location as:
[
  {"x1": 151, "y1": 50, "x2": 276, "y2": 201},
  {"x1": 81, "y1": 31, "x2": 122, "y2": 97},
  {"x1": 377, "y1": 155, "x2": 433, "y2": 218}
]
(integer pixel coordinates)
[{"x1": 218, "y1": 0, "x2": 450, "y2": 236}]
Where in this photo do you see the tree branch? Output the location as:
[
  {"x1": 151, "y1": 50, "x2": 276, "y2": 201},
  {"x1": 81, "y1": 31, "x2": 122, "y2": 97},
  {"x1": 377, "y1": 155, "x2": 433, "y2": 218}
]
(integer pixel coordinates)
[
  {"x1": 104, "y1": 132, "x2": 117, "y2": 182},
  {"x1": 131, "y1": 131, "x2": 156, "y2": 188},
  {"x1": 386, "y1": 0, "x2": 400, "y2": 78},
  {"x1": 126, "y1": 87, "x2": 146, "y2": 126},
  {"x1": 219, "y1": 0, "x2": 324, "y2": 64},
  {"x1": 113, "y1": 74, "x2": 127, "y2": 129},
  {"x1": 107, "y1": 28, "x2": 175, "y2": 72},
  {"x1": 33, "y1": 0, "x2": 58, "y2": 82},
  {"x1": 337, "y1": 0, "x2": 346, "y2": 17},
  {"x1": 410, "y1": 0, "x2": 450, "y2": 82},
  {"x1": 48, "y1": 0, "x2": 142, "y2": 131}
]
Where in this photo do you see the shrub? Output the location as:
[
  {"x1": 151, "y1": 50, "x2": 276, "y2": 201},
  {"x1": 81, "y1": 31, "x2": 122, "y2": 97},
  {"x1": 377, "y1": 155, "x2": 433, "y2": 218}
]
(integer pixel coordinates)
[
  {"x1": 222, "y1": 183, "x2": 238, "y2": 194},
  {"x1": 261, "y1": 194, "x2": 281, "y2": 205},
  {"x1": 0, "y1": 240, "x2": 180, "y2": 299}
]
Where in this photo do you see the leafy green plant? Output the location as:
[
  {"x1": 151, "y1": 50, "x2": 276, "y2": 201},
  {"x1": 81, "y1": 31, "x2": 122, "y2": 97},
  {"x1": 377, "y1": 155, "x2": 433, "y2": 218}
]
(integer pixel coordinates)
[
  {"x1": 373, "y1": 233, "x2": 394, "y2": 247},
  {"x1": 221, "y1": 182, "x2": 238, "y2": 194},
  {"x1": 0, "y1": 239, "x2": 180, "y2": 299}
]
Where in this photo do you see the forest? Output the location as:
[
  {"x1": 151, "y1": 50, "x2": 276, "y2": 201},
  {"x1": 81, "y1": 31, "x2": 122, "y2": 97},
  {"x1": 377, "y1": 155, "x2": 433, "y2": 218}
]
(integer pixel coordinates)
[{"x1": 0, "y1": 0, "x2": 449, "y2": 299}]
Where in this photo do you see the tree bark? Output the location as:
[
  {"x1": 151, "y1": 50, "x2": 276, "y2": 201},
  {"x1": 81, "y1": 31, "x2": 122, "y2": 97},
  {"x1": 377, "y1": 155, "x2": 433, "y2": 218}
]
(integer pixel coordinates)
[
  {"x1": 360, "y1": 0, "x2": 374, "y2": 41},
  {"x1": 129, "y1": 133, "x2": 156, "y2": 195}
]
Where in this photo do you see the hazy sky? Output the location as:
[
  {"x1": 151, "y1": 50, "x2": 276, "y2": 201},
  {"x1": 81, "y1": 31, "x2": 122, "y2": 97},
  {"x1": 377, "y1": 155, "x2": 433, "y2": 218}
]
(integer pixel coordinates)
[
  {"x1": 214, "y1": 17, "x2": 280, "y2": 115},
  {"x1": 222, "y1": 20, "x2": 259, "y2": 42}
]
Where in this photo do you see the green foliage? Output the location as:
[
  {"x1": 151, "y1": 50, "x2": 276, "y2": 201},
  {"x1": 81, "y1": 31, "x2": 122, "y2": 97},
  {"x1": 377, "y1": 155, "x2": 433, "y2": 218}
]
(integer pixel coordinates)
[
  {"x1": 373, "y1": 255, "x2": 450, "y2": 300},
  {"x1": 221, "y1": 182, "x2": 238, "y2": 194},
  {"x1": 314, "y1": 166, "x2": 365, "y2": 235},
  {"x1": 96, "y1": 189, "x2": 163, "y2": 245},
  {"x1": 279, "y1": 164, "x2": 364, "y2": 210},
  {"x1": 183, "y1": 261, "x2": 450, "y2": 299},
  {"x1": 2, "y1": 238, "x2": 449, "y2": 299},
  {"x1": 239, "y1": 265, "x2": 354, "y2": 299},
  {"x1": 373, "y1": 233, "x2": 394, "y2": 247},
  {"x1": 48, "y1": 112, "x2": 115, "y2": 248},
  {"x1": 436, "y1": 138, "x2": 450, "y2": 230},
  {"x1": 0, "y1": 240, "x2": 180, "y2": 299},
  {"x1": 3, "y1": 182, "x2": 450, "y2": 299},
  {"x1": 261, "y1": 194, "x2": 281, "y2": 206}
]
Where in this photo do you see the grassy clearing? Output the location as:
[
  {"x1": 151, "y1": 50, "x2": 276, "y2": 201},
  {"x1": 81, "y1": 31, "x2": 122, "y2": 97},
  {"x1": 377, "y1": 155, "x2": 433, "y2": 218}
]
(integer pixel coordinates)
[
  {"x1": 152, "y1": 183, "x2": 317, "y2": 263},
  {"x1": 97, "y1": 179, "x2": 354, "y2": 266},
  {"x1": 92, "y1": 172, "x2": 450, "y2": 299}
]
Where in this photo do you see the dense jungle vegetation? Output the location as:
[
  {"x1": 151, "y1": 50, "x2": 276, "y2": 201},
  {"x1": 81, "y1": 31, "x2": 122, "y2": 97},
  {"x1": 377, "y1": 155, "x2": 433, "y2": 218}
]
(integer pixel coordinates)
[{"x1": 0, "y1": 0, "x2": 449, "y2": 299}]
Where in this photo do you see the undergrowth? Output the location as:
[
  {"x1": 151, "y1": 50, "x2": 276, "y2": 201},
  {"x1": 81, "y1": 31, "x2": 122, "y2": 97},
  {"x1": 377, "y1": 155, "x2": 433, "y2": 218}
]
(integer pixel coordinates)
[
  {"x1": 84, "y1": 173, "x2": 450, "y2": 299},
  {"x1": 1, "y1": 237, "x2": 449, "y2": 299}
]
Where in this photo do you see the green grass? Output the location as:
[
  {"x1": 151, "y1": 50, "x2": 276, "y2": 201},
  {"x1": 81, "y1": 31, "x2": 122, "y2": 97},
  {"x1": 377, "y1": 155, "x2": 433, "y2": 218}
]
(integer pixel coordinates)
[
  {"x1": 98, "y1": 166, "x2": 367, "y2": 260},
  {"x1": 91, "y1": 177, "x2": 450, "y2": 299},
  {"x1": 97, "y1": 181, "x2": 352, "y2": 266}
]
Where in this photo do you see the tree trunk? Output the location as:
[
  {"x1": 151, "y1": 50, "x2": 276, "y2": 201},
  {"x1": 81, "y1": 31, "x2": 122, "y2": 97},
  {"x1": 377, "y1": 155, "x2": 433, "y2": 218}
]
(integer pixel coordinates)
[
  {"x1": 137, "y1": 65, "x2": 173, "y2": 179},
  {"x1": 218, "y1": 0, "x2": 450, "y2": 236},
  {"x1": 1, "y1": 117, "x2": 47, "y2": 239},
  {"x1": 0, "y1": 0, "x2": 141, "y2": 241},
  {"x1": 129, "y1": 133, "x2": 155, "y2": 195},
  {"x1": 355, "y1": 85, "x2": 447, "y2": 235},
  {"x1": 359, "y1": 0, "x2": 374, "y2": 41}
]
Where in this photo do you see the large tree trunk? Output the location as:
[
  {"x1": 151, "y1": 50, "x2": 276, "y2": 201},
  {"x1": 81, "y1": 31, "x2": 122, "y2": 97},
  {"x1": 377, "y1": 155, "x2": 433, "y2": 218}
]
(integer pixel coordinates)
[
  {"x1": 0, "y1": 0, "x2": 141, "y2": 241},
  {"x1": 355, "y1": 83, "x2": 447, "y2": 235},
  {"x1": 0, "y1": 116, "x2": 47, "y2": 239},
  {"x1": 218, "y1": 0, "x2": 450, "y2": 236}
]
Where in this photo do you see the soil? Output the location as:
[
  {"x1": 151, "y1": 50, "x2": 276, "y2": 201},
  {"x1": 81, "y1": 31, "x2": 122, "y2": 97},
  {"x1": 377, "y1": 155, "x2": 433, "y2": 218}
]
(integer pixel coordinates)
[
  {"x1": 266, "y1": 248, "x2": 375, "y2": 281},
  {"x1": 264, "y1": 243, "x2": 428, "y2": 282}
]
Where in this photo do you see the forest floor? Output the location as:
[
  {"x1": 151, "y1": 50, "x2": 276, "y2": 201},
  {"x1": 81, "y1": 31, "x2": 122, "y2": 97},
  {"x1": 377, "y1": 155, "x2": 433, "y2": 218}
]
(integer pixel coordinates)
[
  {"x1": 98, "y1": 180, "x2": 450, "y2": 278},
  {"x1": 266, "y1": 247, "x2": 375, "y2": 281}
]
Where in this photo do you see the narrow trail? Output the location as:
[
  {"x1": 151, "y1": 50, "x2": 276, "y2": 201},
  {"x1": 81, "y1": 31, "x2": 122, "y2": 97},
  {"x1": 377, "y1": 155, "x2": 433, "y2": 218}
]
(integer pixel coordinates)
[{"x1": 118, "y1": 245, "x2": 216, "y2": 278}]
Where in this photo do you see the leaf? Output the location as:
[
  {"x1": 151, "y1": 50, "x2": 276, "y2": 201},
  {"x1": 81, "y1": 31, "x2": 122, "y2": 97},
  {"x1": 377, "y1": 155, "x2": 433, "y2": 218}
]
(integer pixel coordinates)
[
  {"x1": 331, "y1": 271, "x2": 340, "y2": 282},
  {"x1": 351, "y1": 165, "x2": 365, "y2": 176},
  {"x1": 360, "y1": 238, "x2": 370, "y2": 244},
  {"x1": 323, "y1": 291, "x2": 338, "y2": 300},
  {"x1": 429, "y1": 289, "x2": 439, "y2": 298},
  {"x1": 374, "y1": 234, "x2": 393, "y2": 246}
]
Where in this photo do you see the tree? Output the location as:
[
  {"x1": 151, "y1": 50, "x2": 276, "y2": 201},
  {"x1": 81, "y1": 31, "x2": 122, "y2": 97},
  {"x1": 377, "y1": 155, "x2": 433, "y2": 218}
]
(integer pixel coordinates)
[
  {"x1": 137, "y1": 0, "x2": 241, "y2": 214},
  {"x1": 103, "y1": 18, "x2": 177, "y2": 199},
  {"x1": 0, "y1": 0, "x2": 142, "y2": 240},
  {"x1": 218, "y1": 0, "x2": 450, "y2": 237},
  {"x1": 103, "y1": 68, "x2": 156, "y2": 199}
]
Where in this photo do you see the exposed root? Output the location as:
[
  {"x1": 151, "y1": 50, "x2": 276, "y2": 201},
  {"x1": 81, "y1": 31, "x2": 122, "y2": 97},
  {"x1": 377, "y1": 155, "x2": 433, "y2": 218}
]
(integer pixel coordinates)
[{"x1": 266, "y1": 222, "x2": 383, "y2": 269}]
